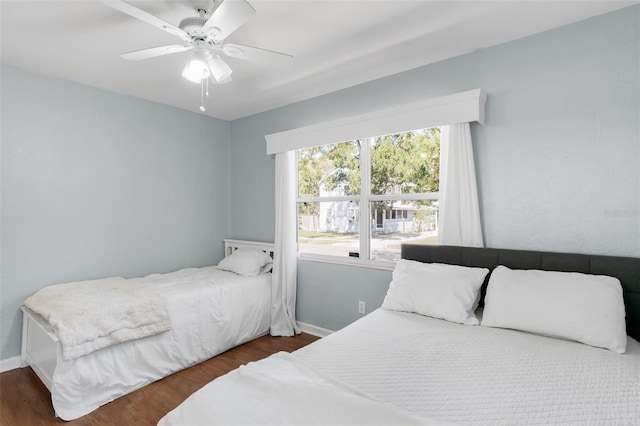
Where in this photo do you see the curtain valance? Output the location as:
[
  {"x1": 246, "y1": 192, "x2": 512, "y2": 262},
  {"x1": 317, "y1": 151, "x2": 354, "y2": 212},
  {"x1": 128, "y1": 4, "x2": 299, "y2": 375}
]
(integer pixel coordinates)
[{"x1": 265, "y1": 89, "x2": 486, "y2": 155}]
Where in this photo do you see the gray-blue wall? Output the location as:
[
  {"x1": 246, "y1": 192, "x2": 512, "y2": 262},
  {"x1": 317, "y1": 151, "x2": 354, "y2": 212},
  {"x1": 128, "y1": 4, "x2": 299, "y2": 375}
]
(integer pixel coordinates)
[
  {"x1": 1, "y1": 6, "x2": 638, "y2": 359},
  {"x1": 1, "y1": 66, "x2": 231, "y2": 359},
  {"x1": 229, "y1": 6, "x2": 640, "y2": 332}
]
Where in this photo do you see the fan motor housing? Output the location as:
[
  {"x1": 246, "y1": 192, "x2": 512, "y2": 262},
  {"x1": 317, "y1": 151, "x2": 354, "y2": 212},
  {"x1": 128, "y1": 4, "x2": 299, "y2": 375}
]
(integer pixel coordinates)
[{"x1": 179, "y1": 16, "x2": 209, "y2": 38}]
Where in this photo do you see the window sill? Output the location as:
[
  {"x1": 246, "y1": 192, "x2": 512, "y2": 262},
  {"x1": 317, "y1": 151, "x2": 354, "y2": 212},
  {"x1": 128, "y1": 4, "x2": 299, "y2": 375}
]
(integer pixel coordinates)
[{"x1": 297, "y1": 253, "x2": 396, "y2": 271}]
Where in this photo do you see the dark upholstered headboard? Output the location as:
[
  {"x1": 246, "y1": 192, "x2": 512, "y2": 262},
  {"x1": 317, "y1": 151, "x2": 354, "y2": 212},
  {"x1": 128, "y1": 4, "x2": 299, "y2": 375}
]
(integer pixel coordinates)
[{"x1": 401, "y1": 244, "x2": 640, "y2": 341}]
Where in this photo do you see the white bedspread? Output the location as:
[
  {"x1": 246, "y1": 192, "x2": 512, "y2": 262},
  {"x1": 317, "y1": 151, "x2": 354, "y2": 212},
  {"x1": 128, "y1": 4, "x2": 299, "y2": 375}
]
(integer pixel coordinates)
[
  {"x1": 24, "y1": 276, "x2": 171, "y2": 360},
  {"x1": 49, "y1": 266, "x2": 271, "y2": 420},
  {"x1": 160, "y1": 308, "x2": 640, "y2": 425},
  {"x1": 158, "y1": 352, "x2": 446, "y2": 426},
  {"x1": 295, "y1": 309, "x2": 640, "y2": 425}
]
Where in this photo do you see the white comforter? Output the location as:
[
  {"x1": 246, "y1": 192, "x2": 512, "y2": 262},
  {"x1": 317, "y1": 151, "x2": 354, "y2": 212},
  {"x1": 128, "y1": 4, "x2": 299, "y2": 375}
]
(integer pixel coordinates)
[
  {"x1": 161, "y1": 309, "x2": 640, "y2": 426},
  {"x1": 24, "y1": 276, "x2": 171, "y2": 360},
  {"x1": 50, "y1": 266, "x2": 271, "y2": 420},
  {"x1": 296, "y1": 309, "x2": 640, "y2": 425},
  {"x1": 158, "y1": 352, "x2": 444, "y2": 426}
]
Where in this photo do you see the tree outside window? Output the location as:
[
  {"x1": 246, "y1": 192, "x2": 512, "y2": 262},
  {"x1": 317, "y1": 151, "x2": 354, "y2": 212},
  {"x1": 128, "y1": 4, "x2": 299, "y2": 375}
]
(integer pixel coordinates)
[{"x1": 297, "y1": 128, "x2": 440, "y2": 263}]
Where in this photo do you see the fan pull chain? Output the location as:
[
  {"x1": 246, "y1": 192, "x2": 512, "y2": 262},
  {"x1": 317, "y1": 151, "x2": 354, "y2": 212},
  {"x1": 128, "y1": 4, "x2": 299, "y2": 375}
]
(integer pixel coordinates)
[
  {"x1": 199, "y1": 79, "x2": 206, "y2": 112},
  {"x1": 206, "y1": 78, "x2": 209, "y2": 97}
]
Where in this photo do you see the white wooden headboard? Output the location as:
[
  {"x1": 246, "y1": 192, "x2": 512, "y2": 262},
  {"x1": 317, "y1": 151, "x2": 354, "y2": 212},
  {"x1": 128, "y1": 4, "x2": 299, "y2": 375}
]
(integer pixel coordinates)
[{"x1": 223, "y1": 239, "x2": 275, "y2": 259}]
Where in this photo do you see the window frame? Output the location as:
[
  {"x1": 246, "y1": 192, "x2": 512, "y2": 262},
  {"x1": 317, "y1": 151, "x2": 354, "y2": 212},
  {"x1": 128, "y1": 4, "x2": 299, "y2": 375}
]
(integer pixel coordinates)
[
  {"x1": 296, "y1": 135, "x2": 439, "y2": 268},
  {"x1": 266, "y1": 89, "x2": 486, "y2": 269}
]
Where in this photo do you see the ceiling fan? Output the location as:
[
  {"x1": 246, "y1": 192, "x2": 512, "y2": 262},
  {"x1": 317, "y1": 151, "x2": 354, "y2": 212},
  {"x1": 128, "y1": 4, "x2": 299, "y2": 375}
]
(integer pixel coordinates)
[{"x1": 100, "y1": 0, "x2": 292, "y2": 109}]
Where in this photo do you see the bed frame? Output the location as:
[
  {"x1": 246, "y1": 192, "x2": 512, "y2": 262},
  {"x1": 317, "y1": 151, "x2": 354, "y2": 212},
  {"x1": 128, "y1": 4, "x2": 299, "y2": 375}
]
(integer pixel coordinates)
[
  {"x1": 20, "y1": 239, "x2": 275, "y2": 393},
  {"x1": 401, "y1": 244, "x2": 640, "y2": 341},
  {"x1": 223, "y1": 238, "x2": 275, "y2": 258}
]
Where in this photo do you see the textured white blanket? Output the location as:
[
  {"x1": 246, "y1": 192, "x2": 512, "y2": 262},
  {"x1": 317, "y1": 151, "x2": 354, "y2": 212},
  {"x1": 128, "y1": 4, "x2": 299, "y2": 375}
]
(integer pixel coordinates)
[
  {"x1": 295, "y1": 309, "x2": 640, "y2": 425},
  {"x1": 24, "y1": 276, "x2": 171, "y2": 361},
  {"x1": 158, "y1": 351, "x2": 445, "y2": 426}
]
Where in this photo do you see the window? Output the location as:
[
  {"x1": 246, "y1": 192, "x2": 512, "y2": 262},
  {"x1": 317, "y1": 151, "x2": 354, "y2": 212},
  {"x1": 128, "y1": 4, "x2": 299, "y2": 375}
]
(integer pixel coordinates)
[{"x1": 297, "y1": 128, "x2": 440, "y2": 264}]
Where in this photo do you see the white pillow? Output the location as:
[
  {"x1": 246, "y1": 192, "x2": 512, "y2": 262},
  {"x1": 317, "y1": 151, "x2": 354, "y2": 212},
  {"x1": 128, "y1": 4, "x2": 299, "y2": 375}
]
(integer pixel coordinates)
[
  {"x1": 481, "y1": 265, "x2": 627, "y2": 353},
  {"x1": 382, "y1": 259, "x2": 489, "y2": 325},
  {"x1": 217, "y1": 248, "x2": 273, "y2": 277}
]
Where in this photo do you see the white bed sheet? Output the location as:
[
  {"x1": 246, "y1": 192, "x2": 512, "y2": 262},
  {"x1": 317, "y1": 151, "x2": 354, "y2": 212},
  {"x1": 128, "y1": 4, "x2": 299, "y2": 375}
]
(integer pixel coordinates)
[
  {"x1": 51, "y1": 266, "x2": 271, "y2": 420},
  {"x1": 294, "y1": 309, "x2": 640, "y2": 425}
]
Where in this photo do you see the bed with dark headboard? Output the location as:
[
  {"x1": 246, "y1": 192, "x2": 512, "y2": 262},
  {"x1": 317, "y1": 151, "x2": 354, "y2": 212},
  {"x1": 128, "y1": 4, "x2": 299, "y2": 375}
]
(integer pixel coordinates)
[
  {"x1": 401, "y1": 244, "x2": 640, "y2": 341},
  {"x1": 160, "y1": 244, "x2": 640, "y2": 425}
]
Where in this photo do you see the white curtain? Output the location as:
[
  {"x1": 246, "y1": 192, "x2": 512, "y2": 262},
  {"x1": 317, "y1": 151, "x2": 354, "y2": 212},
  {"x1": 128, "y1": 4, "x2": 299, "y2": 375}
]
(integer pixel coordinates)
[
  {"x1": 271, "y1": 151, "x2": 301, "y2": 336},
  {"x1": 438, "y1": 123, "x2": 484, "y2": 247}
]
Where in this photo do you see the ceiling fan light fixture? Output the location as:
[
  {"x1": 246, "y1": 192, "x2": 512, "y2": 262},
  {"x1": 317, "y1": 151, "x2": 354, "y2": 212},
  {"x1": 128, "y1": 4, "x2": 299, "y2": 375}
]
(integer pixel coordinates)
[
  {"x1": 207, "y1": 54, "x2": 232, "y2": 82},
  {"x1": 182, "y1": 51, "x2": 211, "y2": 83},
  {"x1": 210, "y1": 76, "x2": 232, "y2": 85}
]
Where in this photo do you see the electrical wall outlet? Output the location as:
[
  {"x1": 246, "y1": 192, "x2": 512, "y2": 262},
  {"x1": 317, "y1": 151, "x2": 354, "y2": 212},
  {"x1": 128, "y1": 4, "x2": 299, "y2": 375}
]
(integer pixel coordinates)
[{"x1": 358, "y1": 300, "x2": 366, "y2": 314}]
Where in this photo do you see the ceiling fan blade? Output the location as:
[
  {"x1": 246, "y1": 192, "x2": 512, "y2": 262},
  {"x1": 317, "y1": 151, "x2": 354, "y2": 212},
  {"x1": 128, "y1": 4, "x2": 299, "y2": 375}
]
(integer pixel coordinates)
[
  {"x1": 203, "y1": 0, "x2": 256, "y2": 41},
  {"x1": 120, "y1": 45, "x2": 192, "y2": 61},
  {"x1": 99, "y1": 0, "x2": 191, "y2": 43},
  {"x1": 222, "y1": 43, "x2": 292, "y2": 66}
]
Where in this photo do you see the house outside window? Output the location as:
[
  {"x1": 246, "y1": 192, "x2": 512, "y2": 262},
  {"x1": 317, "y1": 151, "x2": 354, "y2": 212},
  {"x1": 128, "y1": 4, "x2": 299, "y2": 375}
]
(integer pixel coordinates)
[{"x1": 297, "y1": 128, "x2": 440, "y2": 264}]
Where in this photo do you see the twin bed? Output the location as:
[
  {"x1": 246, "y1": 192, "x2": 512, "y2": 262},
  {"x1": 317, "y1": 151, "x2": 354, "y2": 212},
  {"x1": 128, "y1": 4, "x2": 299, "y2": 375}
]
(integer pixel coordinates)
[
  {"x1": 21, "y1": 242, "x2": 640, "y2": 424},
  {"x1": 20, "y1": 239, "x2": 274, "y2": 420}
]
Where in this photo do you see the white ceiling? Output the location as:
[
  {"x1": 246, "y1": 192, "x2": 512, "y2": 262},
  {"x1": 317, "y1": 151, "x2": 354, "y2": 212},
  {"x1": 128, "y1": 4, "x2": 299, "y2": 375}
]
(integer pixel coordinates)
[{"x1": 1, "y1": 1, "x2": 636, "y2": 121}]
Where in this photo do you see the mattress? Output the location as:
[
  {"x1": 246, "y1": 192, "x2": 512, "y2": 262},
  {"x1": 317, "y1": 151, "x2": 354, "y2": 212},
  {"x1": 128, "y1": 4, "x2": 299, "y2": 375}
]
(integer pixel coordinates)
[
  {"x1": 50, "y1": 266, "x2": 271, "y2": 420},
  {"x1": 294, "y1": 309, "x2": 640, "y2": 425}
]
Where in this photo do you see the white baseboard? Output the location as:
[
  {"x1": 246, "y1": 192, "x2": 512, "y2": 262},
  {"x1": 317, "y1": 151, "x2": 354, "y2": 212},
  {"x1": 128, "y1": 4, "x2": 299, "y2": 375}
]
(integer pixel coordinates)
[
  {"x1": 298, "y1": 322, "x2": 334, "y2": 338},
  {"x1": 0, "y1": 356, "x2": 22, "y2": 373}
]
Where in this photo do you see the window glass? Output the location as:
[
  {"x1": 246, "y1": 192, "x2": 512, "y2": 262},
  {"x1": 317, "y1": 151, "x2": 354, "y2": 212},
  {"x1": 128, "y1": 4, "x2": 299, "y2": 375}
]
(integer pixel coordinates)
[
  {"x1": 298, "y1": 201, "x2": 360, "y2": 257},
  {"x1": 370, "y1": 199, "x2": 439, "y2": 262},
  {"x1": 371, "y1": 128, "x2": 440, "y2": 196},
  {"x1": 298, "y1": 141, "x2": 360, "y2": 198},
  {"x1": 296, "y1": 128, "x2": 439, "y2": 263}
]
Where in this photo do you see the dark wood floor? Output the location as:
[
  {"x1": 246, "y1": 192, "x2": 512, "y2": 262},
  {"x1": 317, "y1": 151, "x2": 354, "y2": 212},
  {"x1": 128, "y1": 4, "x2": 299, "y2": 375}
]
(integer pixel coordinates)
[{"x1": 0, "y1": 333, "x2": 319, "y2": 426}]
